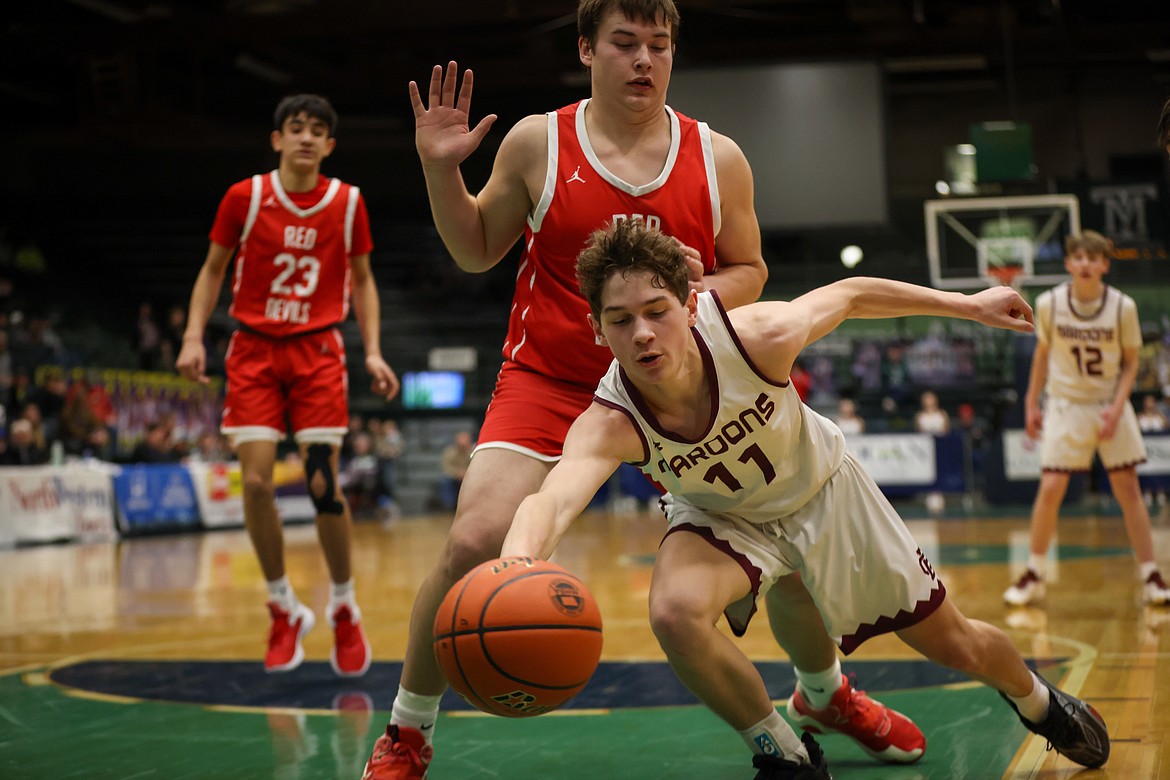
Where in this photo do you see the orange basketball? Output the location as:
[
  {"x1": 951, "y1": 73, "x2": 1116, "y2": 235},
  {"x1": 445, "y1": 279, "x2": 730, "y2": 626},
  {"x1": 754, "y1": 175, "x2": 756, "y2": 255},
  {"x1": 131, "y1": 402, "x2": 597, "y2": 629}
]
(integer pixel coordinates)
[{"x1": 433, "y1": 556, "x2": 604, "y2": 717}]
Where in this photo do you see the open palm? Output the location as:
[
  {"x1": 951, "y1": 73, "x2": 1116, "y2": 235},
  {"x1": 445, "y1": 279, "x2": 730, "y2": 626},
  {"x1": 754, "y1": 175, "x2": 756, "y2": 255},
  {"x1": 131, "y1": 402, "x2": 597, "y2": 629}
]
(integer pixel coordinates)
[{"x1": 409, "y1": 61, "x2": 498, "y2": 167}]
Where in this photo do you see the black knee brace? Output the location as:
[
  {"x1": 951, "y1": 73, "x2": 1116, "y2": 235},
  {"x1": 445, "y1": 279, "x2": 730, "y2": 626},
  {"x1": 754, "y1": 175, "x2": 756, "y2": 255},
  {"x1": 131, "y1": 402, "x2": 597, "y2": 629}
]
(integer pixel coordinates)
[{"x1": 304, "y1": 443, "x2": 345, "y2": 515}]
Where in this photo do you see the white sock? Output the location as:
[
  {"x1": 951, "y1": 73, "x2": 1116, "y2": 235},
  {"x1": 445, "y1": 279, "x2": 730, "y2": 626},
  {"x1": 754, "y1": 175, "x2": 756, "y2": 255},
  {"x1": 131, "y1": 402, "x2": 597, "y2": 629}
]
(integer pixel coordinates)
[
  {"x1": 267, "y1": 575, "x2": 296, "y2": 610},
  {"x1": 738, "y1": 709, "x2": 807, "y2": 762},
  {"x1": 391, "y1": 686, "x2": 442, "y2": 744},
  {"x1": 795, "y1": 659, "x2": 842, "y2": 710},
  {"x1": 1027, "y1": 554, "x2": 1046, "y2": 577},
  {"x1": 329, "y1": 579, "x2": 357, "y2": 611},
  {"x1": 1007, "y1": 672, "x2": 1051, "y2": 723},
  {"x1": 1139, "y1": 561, "x2": 1158, "y2": 581}
]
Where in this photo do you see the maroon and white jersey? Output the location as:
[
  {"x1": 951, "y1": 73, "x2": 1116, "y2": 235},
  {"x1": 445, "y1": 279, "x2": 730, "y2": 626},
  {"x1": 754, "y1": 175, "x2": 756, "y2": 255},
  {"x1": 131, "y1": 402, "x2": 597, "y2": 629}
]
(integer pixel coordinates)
[
  {"x1": 503, "y1": 99, "x2": 720, "y2": 388},
  {"x1": 210, "y1": 170, "x2": 372, "y2": 337},
  {"x1": 1037, "y1": 282, "x2": 1141, "y2": 403},
  {"x1": 594, "y1": 291, "x2": 847, "y2": 523}
]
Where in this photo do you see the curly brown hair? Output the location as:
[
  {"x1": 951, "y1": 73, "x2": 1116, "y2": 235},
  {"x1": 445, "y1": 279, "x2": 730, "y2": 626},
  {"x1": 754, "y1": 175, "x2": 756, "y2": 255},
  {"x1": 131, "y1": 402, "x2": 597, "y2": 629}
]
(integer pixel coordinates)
[
  {"x1": 576, "y1": 218, "x2": 689, "y2": 317},
  {"x1": 577, "y1": 0, "x2": 680, "y2": 47}
]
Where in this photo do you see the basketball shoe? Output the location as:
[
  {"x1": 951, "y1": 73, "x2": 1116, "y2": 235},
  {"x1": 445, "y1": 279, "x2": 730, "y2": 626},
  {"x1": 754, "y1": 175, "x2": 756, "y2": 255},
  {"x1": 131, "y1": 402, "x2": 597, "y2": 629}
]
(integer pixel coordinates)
[
  {"x1": 786, "y1": 675, "x2": 925, "y2": 763},
  {"x1": 265, "y1": 601, "x2": 315, "y2": 673},
  {"x1": 330, "y1": 604, "x2": 372, "y2": 677},
  {"x1": 1003, "y1": 569, "x2": 1045, "y2": 606},
  {"x1": 751, "y1": 733, "x2": 831, "y2": 779},
  {"x1": 1143, "y1": 571, "x2": 1170, "y2": 606},
  {"x1": 361, "y1": 725, "x2": 432, "y2": 780},
  {"x1": 999, "y1": 675, "x2": 1110, "y2": 768}
]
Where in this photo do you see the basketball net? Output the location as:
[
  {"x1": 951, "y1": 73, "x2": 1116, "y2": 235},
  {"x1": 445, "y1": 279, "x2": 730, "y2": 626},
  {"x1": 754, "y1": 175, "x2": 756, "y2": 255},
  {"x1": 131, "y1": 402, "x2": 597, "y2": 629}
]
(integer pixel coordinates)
[{"x1": 986, "y1": 264, "x2": 1024, "y2": 290}]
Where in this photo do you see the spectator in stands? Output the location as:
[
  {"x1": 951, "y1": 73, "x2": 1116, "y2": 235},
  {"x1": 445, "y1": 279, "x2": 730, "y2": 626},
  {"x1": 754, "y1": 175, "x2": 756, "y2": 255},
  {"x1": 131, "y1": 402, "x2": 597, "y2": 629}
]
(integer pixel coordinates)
[
  {"x1": 438, "y1": 431, "x2": 474, "y2": 512},
  {"x1": 370, "y1": 417, "x2": 404, "y2": 519},
  {"x1": 1138, "y1": 394, "x2": 1169, "y2": 509},
  {"x1": 835, "y1": 397, "x2": 865, "y2": 435},
  {"x1": 30, "y1": 366, "x2": 67, "y2": 442},
  {"x1": 340, "y1": 431, "x2": 380, "y2": 519},
  {"x1": 788, "y1": 359, "x2": 811, "y2": 402},
  {"x1": 0, "y1": 331, "x2": 12, "y2": 403},
  {"x1": 915, "y1": 390, "x2": 950, "y2": 513},
  {"x1": 19, "y1": 401, "x2": 48, "y2": 452},
  {"x1": 159, "y1": 304, "x2": 187, "y2": 370},
  {"x1": 131, "y1": 421, "x2": 179, "y2": 464},
  {"x1": 1137, "y1": 393, "x2": 1168, "y2": 433},
  {"x1": 186, "y1": 430, "x2": 231, "y2": 463},
  {"x1": 136, "y1": 302, "x2": 163, "y2": 370},
  {"x1": 59, "y1": 385, "x2": 112, "y2": 459},
  {"x1": 1, "y1": 419, "x2": 47, "y2": 465}
]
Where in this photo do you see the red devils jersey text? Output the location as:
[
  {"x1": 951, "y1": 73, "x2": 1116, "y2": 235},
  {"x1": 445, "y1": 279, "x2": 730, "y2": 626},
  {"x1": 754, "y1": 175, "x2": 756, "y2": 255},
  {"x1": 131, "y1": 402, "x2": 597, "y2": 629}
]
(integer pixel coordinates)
[{"x1": 210, "y1": 171, "x2": 372, "y2": 337}]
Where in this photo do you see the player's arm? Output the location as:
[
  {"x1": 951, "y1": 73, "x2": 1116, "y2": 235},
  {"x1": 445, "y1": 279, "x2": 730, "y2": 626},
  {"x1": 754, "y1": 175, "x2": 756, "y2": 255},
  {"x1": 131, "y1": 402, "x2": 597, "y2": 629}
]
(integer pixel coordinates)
[
  {"x1": 729, "y1": 278, "x2": 1035, "y2": 383},
  {"x1": 409, "y1": 63, "x2": 537, "y2": 272},
  {"x1": 176, "y1": 240, "x2": 234, "y2": 384},
  {"x1": 501, "y1": 403, "x2": 641, "y2": 561},
  {"x1": 695, "y1": 132, "x2": 768, "y2": 308},
  {"x1": 350, "y1": 253, "x2": 400, "y2": 401}
]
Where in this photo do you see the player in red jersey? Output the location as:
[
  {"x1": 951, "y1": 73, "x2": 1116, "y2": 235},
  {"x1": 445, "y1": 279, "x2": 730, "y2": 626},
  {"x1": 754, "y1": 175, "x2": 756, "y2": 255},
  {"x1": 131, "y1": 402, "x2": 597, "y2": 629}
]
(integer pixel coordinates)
[
  {"x1": 177, "y1": 94, "x2": 399, "y2": 678},
  {"x1": 364, "y1": 3, "x2": 922, "y2": 777}
]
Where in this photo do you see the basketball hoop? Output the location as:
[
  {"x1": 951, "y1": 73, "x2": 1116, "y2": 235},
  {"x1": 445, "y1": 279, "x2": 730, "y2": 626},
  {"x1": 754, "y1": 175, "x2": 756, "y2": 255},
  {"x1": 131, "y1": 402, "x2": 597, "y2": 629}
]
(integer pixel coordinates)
[{"x1": 987, "y1": 264, "x2": 1024, "y2": 289}]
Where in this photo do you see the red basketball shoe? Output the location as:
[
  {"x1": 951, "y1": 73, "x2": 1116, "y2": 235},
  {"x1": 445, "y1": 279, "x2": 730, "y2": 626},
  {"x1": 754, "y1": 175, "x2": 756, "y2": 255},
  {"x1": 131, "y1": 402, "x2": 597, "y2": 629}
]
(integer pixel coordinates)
[
  {"x1": 786, "y1": 675, "x2": 925, "y2": 763},
  {"x1": 264, "y1": 601, "x2": 315, "y2": 673},
  {"x1": 330, "y1": 604, "x2": 372, "y2": 677},
  {"x1": 361, "y1": 725, "x2": 432, "y2": 780}
]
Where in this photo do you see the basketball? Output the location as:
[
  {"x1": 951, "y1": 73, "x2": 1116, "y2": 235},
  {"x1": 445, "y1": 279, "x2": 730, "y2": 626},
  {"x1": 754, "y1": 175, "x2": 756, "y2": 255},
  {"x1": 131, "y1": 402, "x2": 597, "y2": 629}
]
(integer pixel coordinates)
[{"x1": 433, "y1": 556, "x2": 604, "y2": 717}]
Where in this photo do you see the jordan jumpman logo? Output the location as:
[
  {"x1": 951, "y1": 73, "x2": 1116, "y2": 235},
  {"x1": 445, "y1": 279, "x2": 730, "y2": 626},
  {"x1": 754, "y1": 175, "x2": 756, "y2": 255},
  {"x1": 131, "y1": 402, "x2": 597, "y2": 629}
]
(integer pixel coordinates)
[{"x1": 566, "y1": 166, "x2": 587, "y2": 184}]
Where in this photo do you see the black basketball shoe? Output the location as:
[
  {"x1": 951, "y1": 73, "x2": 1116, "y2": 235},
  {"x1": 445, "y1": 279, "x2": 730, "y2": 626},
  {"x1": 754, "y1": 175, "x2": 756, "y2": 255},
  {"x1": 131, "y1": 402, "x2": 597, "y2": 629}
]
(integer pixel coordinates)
[
  {"x1": 751, "y1": 733, "x2": 832, "y2": 779},
  {"x1": 1000, "y1": 675, "x2": 1110, "y2": 768}
]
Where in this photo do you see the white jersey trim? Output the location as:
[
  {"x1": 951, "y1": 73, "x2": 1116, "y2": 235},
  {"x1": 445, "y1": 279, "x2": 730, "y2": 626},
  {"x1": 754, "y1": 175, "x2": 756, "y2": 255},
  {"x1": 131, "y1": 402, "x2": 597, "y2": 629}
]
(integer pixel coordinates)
[
  {"x1": 697, "y1": 121, "x2": 721, "y2": 237},
  {"x1": 269, "y1": 170, "x2": 341, "y2": 218},
  {"x1": 529, "y1": 111, "x2": 559, "y2": 233},
  {"x1": 473, "y1": 440, "x2": 561, "y2": 463},
  {"x1": 575, "y1": 98, "x2": 681, "y2": 197},
  {"x1": 240, "y1": 174, "x2": 264, "y2": 244}
]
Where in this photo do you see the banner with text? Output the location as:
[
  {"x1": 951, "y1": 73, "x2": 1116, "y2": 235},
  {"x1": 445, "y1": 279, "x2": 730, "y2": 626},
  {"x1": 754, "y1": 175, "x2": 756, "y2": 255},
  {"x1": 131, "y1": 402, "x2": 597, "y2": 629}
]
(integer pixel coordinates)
[
  {"x1": 0, "y1": 465, "x2": 118, "y2": 546},
  {"x1": 844, "y1": 433, "x2": 937, "y2": 485}
]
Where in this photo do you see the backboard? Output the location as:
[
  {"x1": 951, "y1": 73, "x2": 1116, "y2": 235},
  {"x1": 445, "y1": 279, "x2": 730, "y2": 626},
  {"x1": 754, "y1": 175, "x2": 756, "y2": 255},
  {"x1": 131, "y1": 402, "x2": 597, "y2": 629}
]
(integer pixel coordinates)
[{"x1": 925, "y1": 194, "x2": 1080, "y2": 290}]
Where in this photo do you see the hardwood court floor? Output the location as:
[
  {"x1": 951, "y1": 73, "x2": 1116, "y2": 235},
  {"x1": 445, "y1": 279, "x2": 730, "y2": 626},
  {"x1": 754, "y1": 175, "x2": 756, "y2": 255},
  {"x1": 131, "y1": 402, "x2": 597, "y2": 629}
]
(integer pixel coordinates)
[{"x1": 2, "y1": 504, "x2": 1169, "y2": 779}]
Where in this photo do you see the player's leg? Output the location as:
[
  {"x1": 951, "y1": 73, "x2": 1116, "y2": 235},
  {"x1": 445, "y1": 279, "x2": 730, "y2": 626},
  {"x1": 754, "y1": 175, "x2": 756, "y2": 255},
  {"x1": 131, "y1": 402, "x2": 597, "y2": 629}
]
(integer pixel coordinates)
[
  {"x1": 652, "y1": 529, "x2": 828, "y2": 777},
  {"x1": 1099, "y1": 406, "x2": 1169, "y2": 603},
  {"x1": 1004, "y1": 470, "x2": 1071, "y2": 605},
  {"x1": 1008, "y1": 400, "x2": 1096, "y2": 604},
  {"x1": 238, "y1": 439, "x2": 284, "y2": 580},
  {"x1": 765, "y1": 574, "x2": 925, "y2": 764},
  {"x1": 1105, "y1": 467, "x2": 1170, "y2": 604},
  {"x1": 897, "y1": 599, "x2": 1109, "y2": 768},
  {"x1": 363, "y1": 449, "x2": 553, "y2": 780},
  {"x1": 399, "y1": 448, "x2": 552, "y2": 696},
  {"x1": 222, "y1": 331, "x2": 314, "y2": 672},
  {"x1": 288, "y1": 330, "x2": 367, "y2": 676}
]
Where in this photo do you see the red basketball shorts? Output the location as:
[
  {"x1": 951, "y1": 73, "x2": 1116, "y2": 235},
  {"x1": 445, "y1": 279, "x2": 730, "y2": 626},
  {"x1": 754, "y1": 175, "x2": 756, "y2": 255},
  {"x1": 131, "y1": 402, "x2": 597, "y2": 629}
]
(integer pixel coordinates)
[
  {"x1": 221, "y1": 328, "x2": 349, "y2": 444},
  {"x1": 475, "y1": 362, "x2": 597, "y2": 460}
]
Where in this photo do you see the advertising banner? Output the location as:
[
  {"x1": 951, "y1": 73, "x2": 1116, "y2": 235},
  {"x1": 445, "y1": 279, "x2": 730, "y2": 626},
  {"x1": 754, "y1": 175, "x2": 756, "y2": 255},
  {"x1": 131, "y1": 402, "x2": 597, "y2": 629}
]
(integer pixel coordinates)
[
  {"x1": 0, "y1": 465, "x2": 117, "y2": 546},
  {"x1": 112, "y1": 464, "x2": 200, "y2": 532}
]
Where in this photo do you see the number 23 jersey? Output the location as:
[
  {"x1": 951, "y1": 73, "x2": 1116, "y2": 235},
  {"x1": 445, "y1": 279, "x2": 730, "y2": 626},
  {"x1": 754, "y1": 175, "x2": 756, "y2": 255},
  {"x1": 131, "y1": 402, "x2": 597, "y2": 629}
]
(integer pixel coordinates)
[
  {"x1": 210, "y1": 171, "x2": 372, "y2": 337},
  {"x1": 593, "y1": 291, "x2": 847, "y2": 524}
]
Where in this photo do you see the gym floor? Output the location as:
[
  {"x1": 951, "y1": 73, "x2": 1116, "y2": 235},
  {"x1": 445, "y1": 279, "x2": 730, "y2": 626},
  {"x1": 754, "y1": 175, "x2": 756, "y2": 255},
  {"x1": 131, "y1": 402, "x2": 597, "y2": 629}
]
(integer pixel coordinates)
[{"x1": 2, "y1": 505, "x2": 1168, "y2": 779}]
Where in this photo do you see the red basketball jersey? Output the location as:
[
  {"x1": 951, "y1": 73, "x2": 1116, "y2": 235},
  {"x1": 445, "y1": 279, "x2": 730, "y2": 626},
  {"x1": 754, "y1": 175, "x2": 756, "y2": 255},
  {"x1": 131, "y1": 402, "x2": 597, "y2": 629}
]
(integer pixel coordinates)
[
  {"x1": 503, "y1": 100, "x2": 719, "y2": 387},
  {"x1": 210, "y1": 171, "x2": 372, "y2": 337}
]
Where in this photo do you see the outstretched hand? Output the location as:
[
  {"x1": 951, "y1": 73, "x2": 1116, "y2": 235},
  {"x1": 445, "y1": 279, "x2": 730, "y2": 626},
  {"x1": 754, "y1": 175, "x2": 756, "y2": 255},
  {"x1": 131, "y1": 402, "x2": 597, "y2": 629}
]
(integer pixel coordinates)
[
  {"x1": 408, "y1": 61, "x2": 498, "y2": 169},
  {"x1": 968, "y1": 285, "x2": 1035, "y2": 333}
]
